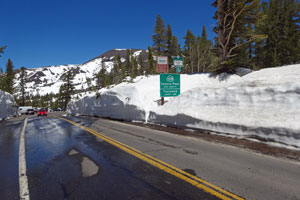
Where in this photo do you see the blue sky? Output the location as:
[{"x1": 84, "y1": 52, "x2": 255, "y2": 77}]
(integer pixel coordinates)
[{"x1": 0, "y1": 0, "x2": 216, "y2": 70}]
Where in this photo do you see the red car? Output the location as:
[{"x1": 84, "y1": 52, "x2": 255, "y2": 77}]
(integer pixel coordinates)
[{"x1": 37, "y1": 109, "x2": 47, "y2": 117}]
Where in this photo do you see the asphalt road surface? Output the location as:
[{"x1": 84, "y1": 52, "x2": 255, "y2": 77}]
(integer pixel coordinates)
[{"x1": 0, "y1": 113, "x2": 299, "y2": 200}]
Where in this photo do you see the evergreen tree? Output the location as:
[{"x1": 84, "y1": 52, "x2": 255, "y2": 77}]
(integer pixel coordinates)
[
  {"x1": 86, "y1": 77, "x2": 92, "y2": 92},
  {"x1": 183, "y1": 30, "x2": 196, "y2": 73},
  {"x1": 125, "y1": 49, "x2": 132, "y2": 76},
  {"x1": 101, "y1": 58, "x2": 110, "y2": 87},
  {"x1": 170, "y1": 36, "x2": 179, "y2": 56},
  {"x1": 138, "y1": 53, "x2": 145, "y2": 75},
  {"x1": 201, "y1": 25, "x2": 208, "y2": 40},
  {"x1": 212, "y1": 0, "x2": 265, "y2": 73},
  {"x1": 95, "y1": 70, "x2": 102, "y2": 90},
  {"x1": 254, "y1": 0, "x2": 300, "y2": 68},
  {"x1": 166, "y1": 24, "x2": 173, "y2": 56},
  {"x1": 112, "y1": 53, "x2": 124, "y2": 84},
  {"x1": 177, "y1": 43, "x2": 182, "y2": 57},
  {"x1": 147, "y1": 46, "x2": 155, "y2": 75},
  {"x1": 58, "y1": 85, "x2": 65, "y2": 109},
  {"x1": 95, "y1": 66, "x2": 109, "y2": 89},
  {"x1": 166, "y1": 24, "x2": 173, "y2": 70},
  {"x1": 130, "y1": 55, "x2": 138, "y2": 79},
  {"x1": 196, "y1": 31, "x2": 218, "y2": 73},
  {"x1": 3, "y1": 59, "x2": 15, "y2": 94},
  {"x1": 152, "y1": 15, "x2": 167, "y2": 55},
  {"x1": 19, "y1": 67, "x2": 28, "y2": 106},
  {"x1": 60, "y1": 70, "x2": 75, "y2": 109}
]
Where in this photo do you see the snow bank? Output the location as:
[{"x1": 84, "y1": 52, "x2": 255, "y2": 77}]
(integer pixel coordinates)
[
  {"x1": 0, "y1": 90, "x2": 17, "y2": 121},
  {"x1": 68, "y1": 64, "x2": 300, "y2": 149}
]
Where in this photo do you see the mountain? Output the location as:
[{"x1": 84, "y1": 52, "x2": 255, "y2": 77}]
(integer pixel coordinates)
[{"x1": 13, "y1": 49, "x2": 147, "y2": 97}]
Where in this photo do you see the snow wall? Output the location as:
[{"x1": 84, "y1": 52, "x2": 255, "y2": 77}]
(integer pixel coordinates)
[
  {"x1": 68, "y1": 64, "x2": 300, "y2": 149},
  {"x1": 0, "y1": 90, "x2": 17, "y2": 121}
]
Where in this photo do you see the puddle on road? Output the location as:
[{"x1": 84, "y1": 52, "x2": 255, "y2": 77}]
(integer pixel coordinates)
[
  {"x1": 96, "y1": 137, "x2": 103, "y2": 142},
  {"x1": 81, "y1": 157, "x2": 99, "y2": 177},
  {"x1": 68, "y1": 148, "x2": 100, "y2": 177}
]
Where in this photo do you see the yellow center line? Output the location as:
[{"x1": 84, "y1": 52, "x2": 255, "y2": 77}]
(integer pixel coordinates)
[{"x1": 57, "y1": 116, "x2": 244, "y2": 200}]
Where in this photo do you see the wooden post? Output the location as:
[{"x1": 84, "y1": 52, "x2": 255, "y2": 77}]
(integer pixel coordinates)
[{"x1": 161, "y1": 97, "x2": 164, "y2": 106}]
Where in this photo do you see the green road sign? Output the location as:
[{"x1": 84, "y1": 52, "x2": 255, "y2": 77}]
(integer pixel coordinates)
[
  {"x1": 173, "y1": 56, "x2": 184, "y2": 67},
  {"x1": 160, "y1": 73, "x2": 180, "y2": 97},
  {"x1": 173, "y1": 56, "x2": 184, "y2": 73}
]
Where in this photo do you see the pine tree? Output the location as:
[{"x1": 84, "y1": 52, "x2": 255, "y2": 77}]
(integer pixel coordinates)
[
  {"x1": 201, "y1": 25, "x2": 208, "y2": 40},
  {"x1": 166, "y1": 24, "x2": 173, "y2": 56},
  {"x1": 170, "y1": 36, "x2": 179, "y2": 56},
  {"x1": 147, "y1": 46, "x2": 155, "y2": 75},
  {"x1": 19, "y1": 67, "x2": 28, "y2": 106},
  {"x1": 130, "y1": 56, "x2": 138, "y2": 79},
  {"x1": 152, "y1": 15, "x2": 167, "y2": 55},
  {"x1": 112, "y1": 53, "x2": 124, "y2": 84},
  {"x1": 86, "y1": 77, "x2": 92, "y2": 91},
  {"x1": 125, "y1": 49, "x2": 132, "y2": 76},
  {"x1": 95, "y1": 70, "x2": 102, "y2": 90},
  {"x1": 95, "y1": 66, "x2": 109, "y2": 89},
  {"x1": 196, "y1": 30, "x2": 218, "y2": 73},
  {"x1": 183, "y1": 30, "x2": 196, "y2": 73},
  {"x1": 3, "y1": 59, "x2": 15, "y2": 94},
  {"x1": 60, "y1": 70, "x2": 75, "y2": 109},
  {"x1": 100, "y1": 59, "x2": 110, "y2": 87},
  {"x1": 212, "y1": 0, "x2": 266, "y2": 73},
  {"x1": 58, "y1": 85, "x2": 65, "y2": 109},
  {"x1": 254, "y1": 0, "x2": 300, "y2": 68},
  {"x1": 138, "y1": 53, "x2": 145, "y2": 75}
]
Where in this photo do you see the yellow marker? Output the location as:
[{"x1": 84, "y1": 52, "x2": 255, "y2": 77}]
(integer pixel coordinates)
[{"x1": 58, "y1": 117, "x2": 244, "y2": 200}]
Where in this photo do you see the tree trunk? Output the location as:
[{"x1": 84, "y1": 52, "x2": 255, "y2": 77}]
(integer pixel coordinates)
[{"x1": 217, "y1": 0, "x2": 226, "y2": 63}]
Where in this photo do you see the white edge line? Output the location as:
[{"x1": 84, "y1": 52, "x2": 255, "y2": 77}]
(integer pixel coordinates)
[{"x1": 19, "y1": 117, "x2": 30, "y2": 200}]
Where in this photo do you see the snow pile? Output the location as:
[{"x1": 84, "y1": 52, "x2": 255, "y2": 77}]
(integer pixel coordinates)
[
  {"x1": 0, "y1": 90, "x2": 17, "y2": 121},
  {"x1": 68, "y1": 64, "x2": 300, "y2": 149}
]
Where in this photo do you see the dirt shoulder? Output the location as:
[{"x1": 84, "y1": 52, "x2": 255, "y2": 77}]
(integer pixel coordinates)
[{"x1": 125, "y1": 121, "x2": 300, "y2": 162}]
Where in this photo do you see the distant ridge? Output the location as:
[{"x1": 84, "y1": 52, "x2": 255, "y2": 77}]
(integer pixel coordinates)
[{"x1": 82, "y1": 49, "x2": 147, "y2": 64}]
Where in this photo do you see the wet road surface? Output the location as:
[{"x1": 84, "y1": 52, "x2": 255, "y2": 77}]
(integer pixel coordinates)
[
  {"x1": 0, "y1": 120, "x2": 23, "y2": 200},
  {"x1": 0, "y1": 115, "x2": 228, "y2": 200},
  {"x1": 2, "y1": 114, "x2": 300, "y2": 200}
]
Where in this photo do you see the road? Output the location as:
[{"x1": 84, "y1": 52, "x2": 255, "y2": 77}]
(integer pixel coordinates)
[{"x1": 0, "y1": 113, "x2": 299, "y2": 200}]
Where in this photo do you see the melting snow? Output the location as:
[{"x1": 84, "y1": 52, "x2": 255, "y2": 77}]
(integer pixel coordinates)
[{"x1": 68, "y1": 64, "x2": 300, "y2": 149}]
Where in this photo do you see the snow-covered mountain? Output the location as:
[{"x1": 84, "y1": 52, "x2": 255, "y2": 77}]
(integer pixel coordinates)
[{"x1": 13, "y1": 49, "x2": 147, "y2": 96}]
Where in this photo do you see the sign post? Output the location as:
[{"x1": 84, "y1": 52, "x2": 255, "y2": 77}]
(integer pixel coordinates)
[
  {"x1": 157, "y1": 56, "x2": 168, "y2": 73},
  {"x1": 160, "y1": 74, "x2": 180, "y2": 99},
  {"x1": 157, "y1": 56, "x2": 168, "y2": 105},
  {"x1": 173, "y1": 56, "x2": 184, "y2": 73}
]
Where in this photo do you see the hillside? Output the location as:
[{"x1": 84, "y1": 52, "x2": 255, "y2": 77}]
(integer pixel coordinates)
[{"x1": 13, "y1": 49, "x2": 147, "y2": 96}]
